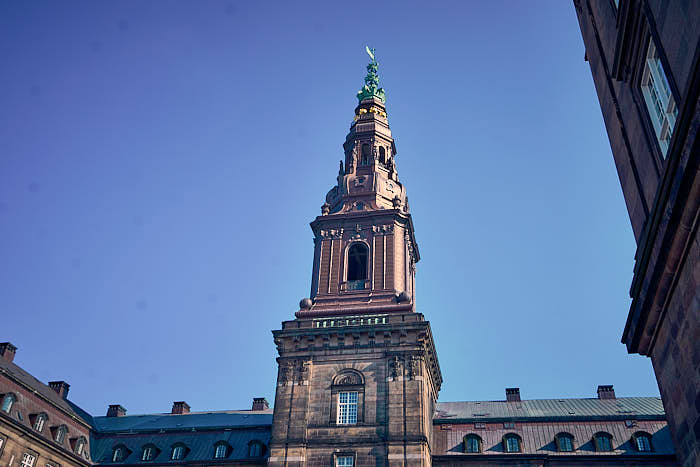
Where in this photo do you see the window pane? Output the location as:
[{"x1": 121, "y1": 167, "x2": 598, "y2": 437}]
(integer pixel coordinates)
[
  {"x1": 337, "y1": 391, "x2": 358, "y2": 424},
  {"x1": 506, "y1": 437, "x2": 519, "y2": 452},
  {"x1": 337, "y1": 456, "x2": 353, "y2": 467},
  {"x1": 466, "y1": 437, "x2": 479, "y2": 453},
  {"x1": 21, "y1": 453, "x2": 36, "y2": 467},
  {"x1": 1, "y1": 395, "x2": 14, "y2": 413},
  {"x1": 559, "y1": 435, "x2": 573, "y2": 452},
  {"x1": 597, "y1": 435, "x2": 611, "y2": 451},
  {"x1": 640, "y1": 41, "x2": 677, "y2": 157},
  {"x1": 636, "y1": 435, "x2": 651, "y2": 451}
]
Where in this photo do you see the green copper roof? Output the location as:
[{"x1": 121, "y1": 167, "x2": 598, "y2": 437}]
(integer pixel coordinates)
[{"x1": 357, "y1": 46, "x2": 386, "y2": 103}]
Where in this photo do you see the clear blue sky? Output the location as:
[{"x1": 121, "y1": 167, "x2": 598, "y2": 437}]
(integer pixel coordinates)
[{"x1": 0, "y1": 1, "x2": 659, "y2": 416}]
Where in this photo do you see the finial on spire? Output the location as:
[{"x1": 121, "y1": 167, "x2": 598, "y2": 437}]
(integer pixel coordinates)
[{"x1": 357, "y1": 46, "x2": 386, "y2": 103}]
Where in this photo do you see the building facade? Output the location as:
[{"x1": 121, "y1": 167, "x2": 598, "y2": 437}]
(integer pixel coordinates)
[
  {"x1": 0, "y1": 47, "x2": 684, "y2": 467},
  {"x1": 573, "y1": 2, "x2": 699, "y2": 466}
]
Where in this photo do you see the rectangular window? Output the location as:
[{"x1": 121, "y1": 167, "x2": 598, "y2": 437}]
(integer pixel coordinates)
[
  {"x1": 337, "y1": 391, "x2": 358, "y2": 424},
  {"x1": 21, "y1": 453, "x2": 36, "y2": 467},
  {"x1": 640, "y1": 40, "x2": 677, "y2": 158},
  {"x1": 336, "y1": 456, "x2": 354, "y2": 467}
]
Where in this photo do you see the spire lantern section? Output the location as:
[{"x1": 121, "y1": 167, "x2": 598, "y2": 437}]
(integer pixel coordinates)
[{"x1": 299, "y1": 49, "x2": 419, "y2": 318}]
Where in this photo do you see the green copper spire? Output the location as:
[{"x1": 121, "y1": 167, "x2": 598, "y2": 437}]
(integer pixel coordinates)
[{"x1": 357, "y1": 46, "x2": 386, "y2": 103}]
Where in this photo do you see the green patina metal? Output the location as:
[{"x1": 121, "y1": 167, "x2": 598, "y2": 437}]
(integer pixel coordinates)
[{"x1": 357, "y1": 46, "x2": 386, "y2": 103}]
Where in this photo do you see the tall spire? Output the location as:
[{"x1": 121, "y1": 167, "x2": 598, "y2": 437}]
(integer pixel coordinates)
[
  {"x1": 296, "y1": 47, "x2": 419, "y2": 318},
  {"x1": 357, "y1": 46, "x2": 386, "y2": 103}
]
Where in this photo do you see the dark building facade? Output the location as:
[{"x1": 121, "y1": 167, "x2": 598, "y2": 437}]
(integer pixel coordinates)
[
  {"x1": 573, "y1": 2, "x2": 699, "y2": 466},
  {"x1": 0, "y1": 47, "x2": 684, "y2": 467}
]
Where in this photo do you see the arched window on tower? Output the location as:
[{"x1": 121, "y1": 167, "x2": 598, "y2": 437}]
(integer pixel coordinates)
[
  {"x1": 379, "y1": 146, "x2": 386, "y2": 164},
  {"x1": 346, "y1": 243, "x2": 368, "y2": 290},
  {"x1": 361, "y1": 144, "x2": 370, "y2": 165}
]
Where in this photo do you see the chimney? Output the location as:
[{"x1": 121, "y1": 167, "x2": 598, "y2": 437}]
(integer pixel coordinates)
[
  {"x1": 0, "y1": 342, "x2": 17, "y2": 363},
  {"x1": 252, "y1": 397, "x2": 269, "y2": 410},
  {"x1": 48, "y1": 381, "x2": 70, "y2": 399},
  {"x1": 106, "y1": 405, "x2": 127, "y2": 417},
  {"x1": 506, "y1": 387, "x2": 521, "y2": 402},
  {"x1": 171, "y1": 401, "x2": 190, "y2": 415},
  {"x1": 597, "y1": 385, "x2": 616, "y2": 399}
]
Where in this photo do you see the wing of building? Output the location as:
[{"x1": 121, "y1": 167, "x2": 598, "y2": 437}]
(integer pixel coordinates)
[
  {"x1": 1, "y1": 43, "x2": 686, "y2": 467},
  {"x1": 573, "y1": 2, "x2": 699, "y2": 467}
]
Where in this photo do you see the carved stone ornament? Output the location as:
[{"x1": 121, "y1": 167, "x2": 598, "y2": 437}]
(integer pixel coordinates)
[
  {"x1": 390, "y1": 356, "x2": 402, "y2": 378},
  {"x1": 334, "y1": 371, "x2": 362, "y2": 386},
  {"x1": 372, "y1": 224, "x2": 393, "y2": 235},
  {"x1": 408, "y1": 355, "x2": 421, "y2": 379}
]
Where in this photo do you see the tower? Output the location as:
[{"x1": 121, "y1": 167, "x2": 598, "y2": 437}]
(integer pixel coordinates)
[{"x1": 268, "y1": 49, "x2": 442, "y2": 467}]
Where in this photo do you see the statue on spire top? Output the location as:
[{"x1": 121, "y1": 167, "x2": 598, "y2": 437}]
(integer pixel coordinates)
[{"x1": 357, "y1": 46, "x2": 386, "y2": 103}]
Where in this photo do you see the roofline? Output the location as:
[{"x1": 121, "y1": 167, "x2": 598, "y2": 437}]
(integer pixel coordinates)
[
  {"x1": 431, "y1": 453, "x2": 676, "y2": 461},
  {"x1": 92, "y1": 423, "x2": 272, "y2": 435},
  {"x1": 432, "y1": 414, "x2": 668, "y2": 424},
  {"x1": 0, "y1": 366, "x2": 93, "y2": 429},
  {"x1": 436, "y1": 396, "x2": 662, "y2": 403},
  {"x1": 92, "y1": 410, "x2": 273, "y2": 420}
]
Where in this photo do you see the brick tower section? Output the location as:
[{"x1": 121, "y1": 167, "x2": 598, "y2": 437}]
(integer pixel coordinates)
[{"x1": 268, "y1": 51, "x2": 442, "y2": 467}]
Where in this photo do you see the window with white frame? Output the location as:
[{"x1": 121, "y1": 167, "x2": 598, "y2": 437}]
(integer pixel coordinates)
[
  {"x1": 54, "y1": 426, "x2": 67, "y2": 444},
  {"x1": 34, "y1": 414, "x2": 47, "y2": 432},
  {"x1": 1, "y1": 394, "x2": 16, "y2": 413},
  {"x1": 337, "y1": 391, "x2": 358, "y2": 424},
  {"x1": 21, "y1": 453, "x2": 37, "y2": 467},
  {"x1": 336, "y1": 455, "x2": 353, "y2": 467},
  {"x1": 640, "y1": 40, "x2": 677, "y2": 157}
]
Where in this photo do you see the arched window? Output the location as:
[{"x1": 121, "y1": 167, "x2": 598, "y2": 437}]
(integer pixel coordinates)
[
  {"x1": 31, "y1": 413, "x2": 47, "y2": 432},
  {"x1": 332, "y1": 369, "x2": 364, "y2": 425},
  {"x1": 112, "y1": 445, "x2": 129, "y2": 462},
  {"x1": 247, "y1": 440, "x2": 265, "y2": 458},
  {"x1": 463, "y1": 434, "x2": 482, "y2": 453},
  {"x1": 632, "y1": 432, "x2": 653, "y2": 452},
  {"x1": 141, "y1": 444, "x2": 158, "y2": 461},
  {"x1": 503, "y1": 433, "x2": 521, "y2": 453},
  {"x1": 213, "y1": 442, "x2": 229, "y2": 459},
  {"x1": 1, "y1": 393, "x2": 16, "y2": 413},
  {"x1": 74, "y1": 437, "x2": 87, "y2": 456},
  {"x1": 53, "y1": 425, "x2": 67, "y2": 444},
  {"x1": 593, "y1": 432, "x2": 613, "y2": 452},
  {"x1": 346, "y1": 243, "x2": 368, "y2": 284},
  {"x1": 379, "y1": 146, "x2": 386, "y2": 164},
  {"x1": 361, "y1": 144, "x2": 370, "y2": 165},
  {"x1": 555, "y1": 432, "x2": 574, "y2": 452},
  {"x1": 170, "y1": 443, "x2": 187, "y2": 460}
]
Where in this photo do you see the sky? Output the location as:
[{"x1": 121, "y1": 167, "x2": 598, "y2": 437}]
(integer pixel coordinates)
[{"x1": 0, "y1": 1, "x2": 660, "y2": 417}]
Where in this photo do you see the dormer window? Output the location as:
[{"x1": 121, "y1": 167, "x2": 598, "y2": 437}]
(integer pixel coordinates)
[
  {"x1": 31, "y1": 413, "x2": 47, "y2": 432},
  {"x1": 213, "y1": 442, "x2": 229, "y2": 459},
  {"x1": 593, "y1": 432, "x2": 613, "y2": 452},
  {"x1": 53, "y1": 425, "x2": 67, "y2": 444},
  {"x1": 247, "y1": 441, "x2": 265, "y2": 458},
  {"x1": 1, "y1": 394, "x2": 16, "y2": 413},
  {"x1": 74, "y1": 437, "x2": 87, "y2": 456},
  {"x1": 555, "y1": 432, "x2": 574, "y2": 452},
  {"x1": 503, "y1": 433, "x2": 521, "y2": 453},
  {"x1": 112, "y1": 446, "x2": 128, "y2": 462},
  {"x1": 141, "y1": 445, "x2": 158, "y2": 461},
  {"x1": 632, "y1": 432, "x2": 653, "y2": 452},
  {"x1": 170, "y1": 443, "x2": 187, "y2": 461},
  {"x1": 463, "y1": 434, "x2": 482, "y2": 453}
]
